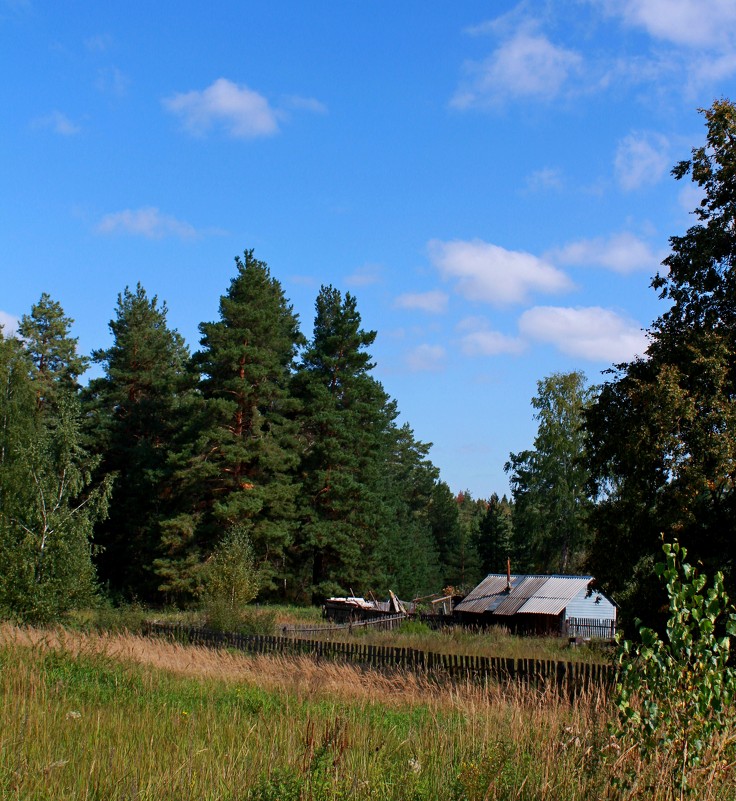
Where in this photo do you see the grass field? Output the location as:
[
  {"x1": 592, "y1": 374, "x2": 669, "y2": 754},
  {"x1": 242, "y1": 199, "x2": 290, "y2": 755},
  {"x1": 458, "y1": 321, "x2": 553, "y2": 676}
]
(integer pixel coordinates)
[{"x1": 2, "y1": 624, "x2": 734, "y2": 800}]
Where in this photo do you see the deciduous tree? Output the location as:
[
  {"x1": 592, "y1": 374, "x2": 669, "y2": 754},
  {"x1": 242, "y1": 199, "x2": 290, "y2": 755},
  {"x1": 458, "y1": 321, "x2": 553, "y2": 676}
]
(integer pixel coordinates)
[
  {"x1": 586, "y1": 100, "x2": 736, "y2": 622},
  {"x1": 507, "y1": 371, "x2": 595, "y2": 574}
]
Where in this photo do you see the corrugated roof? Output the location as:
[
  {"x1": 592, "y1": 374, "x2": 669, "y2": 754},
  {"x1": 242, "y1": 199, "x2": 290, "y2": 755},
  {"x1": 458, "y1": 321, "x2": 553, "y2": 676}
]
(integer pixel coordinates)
[
  {"x1": 454, "y1": 573, "x2": 595, "y2": 617},
  {"x1": 494, "y1": 576, "x2": 548, "y2": 615}
]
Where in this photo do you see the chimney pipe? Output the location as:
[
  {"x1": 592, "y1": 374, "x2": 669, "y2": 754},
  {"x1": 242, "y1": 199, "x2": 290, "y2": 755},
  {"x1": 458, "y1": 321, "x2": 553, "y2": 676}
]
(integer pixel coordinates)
[{"x1": 506, "y1": 558, "x2": 512, "y2": 592}]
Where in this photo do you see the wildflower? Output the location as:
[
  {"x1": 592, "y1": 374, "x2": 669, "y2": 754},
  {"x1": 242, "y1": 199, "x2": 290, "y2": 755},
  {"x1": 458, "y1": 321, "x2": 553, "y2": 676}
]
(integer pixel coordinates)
[{"x1": 65, "y1": 711, "x2": 81, "y2": 720}]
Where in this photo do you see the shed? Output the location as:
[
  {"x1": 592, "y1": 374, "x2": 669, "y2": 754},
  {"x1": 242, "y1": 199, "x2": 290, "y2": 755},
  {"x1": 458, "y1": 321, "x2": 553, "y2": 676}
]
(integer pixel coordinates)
[{"x1": 453, "y1": 573, "x2": 616, "y2": 638}]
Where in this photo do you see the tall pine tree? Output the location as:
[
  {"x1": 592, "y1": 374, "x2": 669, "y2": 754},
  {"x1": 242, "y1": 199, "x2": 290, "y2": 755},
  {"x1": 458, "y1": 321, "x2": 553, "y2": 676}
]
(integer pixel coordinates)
[
  {"x1": 157, "y1": 251, "x2": 304, "y2": 599},
  {"x1": 291, "y1": 286, "x2": 397, "y2": 602},
  {"x1": 83, "y1": 285, "x2": 194, "y2": 601}
]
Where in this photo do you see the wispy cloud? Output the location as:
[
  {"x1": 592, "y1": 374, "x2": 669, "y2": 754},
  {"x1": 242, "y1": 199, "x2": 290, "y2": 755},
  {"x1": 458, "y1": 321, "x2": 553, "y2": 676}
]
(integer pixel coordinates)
[
  {"x1": 457, "y1": 317, "x2": 525, "y2": 356},
  {"x1": 85, "y1": 33, "x2": 113, "y2": 53},
  {"x1": 96, "y1": 207, "x2": 199, "y2": 239},
  {"x1": 452, "y1": 23, "x2": 582, "y2": 108},
  {"x1": 519, "y1": 305, "x2": 648, "y2": 362},
  {"x1": 163, "y1": 78, "x2": 280, "y2": 138},
  {"x1": 395, "y1": 290, "x2": 448, "y2": 314},
  {"x1": 31, "y1": 111, "x2": 81, "y2": 136},
  {"x1": 429, "y1": 238, "x2": 573, "y2": 306},
  {"x1": 281, "y1": 95, "x2": 328, "y2": 114},
  {"x1": 405, "y1": 344, "x2": 447, "y2": 372},
  {"x1": 553, "y1": 231, "x2": 666, "y2": 274},
  {"x1": 596, "y1": 0, "x2": 736, "y2": 88},
  {"x1": 0, "y1": 310, "x2": 20, "y2": 337},
  {"x1": 610, "y1": 0, "x2": 736, "y2": 49},
  {"x1": 345, "y1": 263, "x2": 383, "y2": 287},
  {"x1": 96, "y1": 66, "x2": 129, "y2": 97},
  {"x1": 615, "y1": 131, "x2": 670, "y2": 191},
  {"x1": 524, "y1": 167, "x2": 563, "y2": 192}
]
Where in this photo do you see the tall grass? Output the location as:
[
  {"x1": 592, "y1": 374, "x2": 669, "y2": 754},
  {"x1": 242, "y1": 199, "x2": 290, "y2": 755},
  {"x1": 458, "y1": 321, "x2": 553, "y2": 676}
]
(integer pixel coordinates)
[{"x1": 2, "y1": 625, "x2": 734, "y2": 800}]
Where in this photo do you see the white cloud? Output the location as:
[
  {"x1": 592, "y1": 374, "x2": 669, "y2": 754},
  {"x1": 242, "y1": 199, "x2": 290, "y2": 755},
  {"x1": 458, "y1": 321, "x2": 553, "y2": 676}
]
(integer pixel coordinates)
[
  {"x1": 345, "y1": 263, "x2": 383, "y2": 287},
  {"x1": 457, "y1": 318, "x2": 525, "y2": 356},
  {"x1": 519, "y1": 305, "x2": 649, "y2": 362},
  {"x1": 96, "y1": 66, "x2": 129, "y2": 97},
  {"x1": 613, "y1": 0, "x2": 736, "y2": 49},
  {"x1": 678, "y1": 183, "x2": 706, "y2": 215},
  {"x1": 163, "y1": 78, "x2": 280, "y2": 138},
  {"x1": 395, "y1": 290, "x2": 448, "y2": 314},
  {"x1": 553, "y1": 231, "x2": 665, "y2": 274},
  {"x1": 0, "y1": 310, "x2": 20, "y2": 336},
  {"x1": 281, "y1": 95, "x2": 328, "y2": 114},
  {"x1": 32, "y1": 111, "x2": 81, "y2": 136},
  {"x1": 428, "y1": 238, "x2": 573, "y2": 306},
  {"x1": 615, "y1": 132, "x2": 669, "y2": 191},
  {"x1": 85, "y1": 34, "x2": 113, "y2": 53},
  {"x1": 97, "y1": 207, "x2": 198, "y2": 239},
  {"x1": 524, "y1": 167, "x2": 563, "y2": 192},
  {"x1": 452, "y1": 28, "x2": 582, "y2": 108},
  {"x1": 405, "y1": 344, "x2": 447, "y2": 372},
  {"x1": 595, "y1": 1, "x2": 736, "y2": 87}
]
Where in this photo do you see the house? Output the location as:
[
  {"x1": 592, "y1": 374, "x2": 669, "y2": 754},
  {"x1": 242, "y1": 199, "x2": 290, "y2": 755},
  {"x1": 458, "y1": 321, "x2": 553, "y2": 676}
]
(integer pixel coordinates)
[{"x1": 453, "y1": 572, "x2": 616, "y2": 638}]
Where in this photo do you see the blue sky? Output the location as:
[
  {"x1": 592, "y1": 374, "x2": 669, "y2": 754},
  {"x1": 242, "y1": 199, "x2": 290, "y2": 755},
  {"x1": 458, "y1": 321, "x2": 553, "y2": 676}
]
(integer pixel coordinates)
[{"x1": 2, "y1": 1, "x2": 735, "y2": 498}]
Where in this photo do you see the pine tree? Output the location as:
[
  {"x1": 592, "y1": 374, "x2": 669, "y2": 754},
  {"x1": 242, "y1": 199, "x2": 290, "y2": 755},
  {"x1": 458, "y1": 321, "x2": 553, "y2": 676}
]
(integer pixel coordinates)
[
  {"x1": 18, "y1": 293, "x2": 88, "y2": 409},
  {"x1": 426, "y1": 480, "x2": 463, "y2": 589},
  {"x1": 83, "y1": 285, "x2": 194, "y2": 601},
  {"x1": 374, "y1": 423, "x2": 442, "y2": 599},
  {"x1": 476, "y1": 493, "x2": 514, "y2": 574},
  {"x1": 157, "y1": 251, "x2": 304, "y2": 599},
  {"x1": 291, "y1": 285, "x2": 397, "y2": 602}
]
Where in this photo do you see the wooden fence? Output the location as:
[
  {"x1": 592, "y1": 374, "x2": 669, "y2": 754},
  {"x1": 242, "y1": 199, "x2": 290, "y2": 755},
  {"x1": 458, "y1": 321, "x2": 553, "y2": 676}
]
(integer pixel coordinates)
[
  {"x1": 564, "y1": 617, "x2": 616, "y2": 640},
  {"x1": 143, "y1": 622, "x2": 615, "y2": 695},
  {"x1": 280, "y1": 613, "x2": 407, "y2": 636}
]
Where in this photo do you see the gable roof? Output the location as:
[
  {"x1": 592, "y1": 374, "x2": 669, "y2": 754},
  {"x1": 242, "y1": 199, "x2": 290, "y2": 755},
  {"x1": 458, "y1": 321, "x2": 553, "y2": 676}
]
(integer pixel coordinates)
[{"x1": 454, "y1": 574, "x2": 594, "y2": 616}]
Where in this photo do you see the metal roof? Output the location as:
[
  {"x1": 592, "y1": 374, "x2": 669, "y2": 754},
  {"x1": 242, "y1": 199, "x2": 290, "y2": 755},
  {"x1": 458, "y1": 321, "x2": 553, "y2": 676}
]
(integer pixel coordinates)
[
  {"x1": 516, "y1": 576, "x2": 594, "y2": 615},
  {"x1": 493, "y1": 576, "x2": 548, "y2": 615},
  {"x1": 454, "y1": 574, "x2": 594, "y2": 617}
]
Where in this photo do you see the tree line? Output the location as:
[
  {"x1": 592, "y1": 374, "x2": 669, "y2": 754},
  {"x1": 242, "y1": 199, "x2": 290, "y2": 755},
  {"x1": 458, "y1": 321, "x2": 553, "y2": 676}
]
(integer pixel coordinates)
[
  {"x1": 0, "y1": 253, "x2": 520, "y2": 620},
  {"x1": 2, "y1": 99, "x2": 736, "y2": 628}
]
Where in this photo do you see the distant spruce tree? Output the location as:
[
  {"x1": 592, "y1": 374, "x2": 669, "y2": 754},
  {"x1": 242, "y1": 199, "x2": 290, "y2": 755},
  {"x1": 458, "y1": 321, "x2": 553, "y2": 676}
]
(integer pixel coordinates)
[
  {"x1": 373, "y1": 422, "x2": 442, "y2": 599},
  {"x1": 427, "y1": 480, "x2": 464, "y2": 589},
  {"x1": 291, "y1": 285, "x2": 400, "y2": 603},
  {"x1": 156, "y1": 251, "x2": 304, "y2": 600},
  {"x1": 475, "y1": 492, "x2": 514, "y2": 575},
  {"x1": 83, "y1": 285, "x2": 195, "y2": 601}
]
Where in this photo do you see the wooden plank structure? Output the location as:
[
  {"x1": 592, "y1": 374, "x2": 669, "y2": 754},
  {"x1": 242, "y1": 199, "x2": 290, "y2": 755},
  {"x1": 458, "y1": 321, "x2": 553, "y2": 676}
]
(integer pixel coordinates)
[{"x1": 143, "y1": 622, "x2": 615, "y2": 696}]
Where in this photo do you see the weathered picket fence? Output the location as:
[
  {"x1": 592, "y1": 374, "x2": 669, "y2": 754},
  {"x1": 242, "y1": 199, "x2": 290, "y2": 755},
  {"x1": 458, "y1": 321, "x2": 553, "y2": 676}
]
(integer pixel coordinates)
[
  {"x1": 142, "y1": 621, "x2": 615, "y2": 694},
  {"x1": 564, "y1": 617, "x2": 616, "y2": 640},
  {"x1": 280, "y1": 613, "x2": 407, "y2": 636}
]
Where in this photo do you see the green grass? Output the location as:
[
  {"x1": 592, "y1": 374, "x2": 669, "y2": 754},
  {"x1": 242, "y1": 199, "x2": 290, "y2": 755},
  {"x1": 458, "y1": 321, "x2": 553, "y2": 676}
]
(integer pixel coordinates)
[{"x1": 2, "y1": 626, "x2": 736, "y2": 800}]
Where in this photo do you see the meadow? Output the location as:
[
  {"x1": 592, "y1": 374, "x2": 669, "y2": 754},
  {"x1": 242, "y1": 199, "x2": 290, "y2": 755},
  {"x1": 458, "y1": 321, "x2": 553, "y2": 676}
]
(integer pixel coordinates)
[{"x1": 2, "y1": 623, "x2": 734, "y2": 800}]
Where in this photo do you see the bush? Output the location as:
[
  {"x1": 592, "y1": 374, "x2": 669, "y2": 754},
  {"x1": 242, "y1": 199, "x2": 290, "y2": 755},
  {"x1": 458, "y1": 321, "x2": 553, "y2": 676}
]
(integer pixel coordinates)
[
  {"x1": 612, "y1": 541, "x2": 736, "y2": 797},
  {"x1": 199, "y1": 525, "x2": 261, "y2": 632}
]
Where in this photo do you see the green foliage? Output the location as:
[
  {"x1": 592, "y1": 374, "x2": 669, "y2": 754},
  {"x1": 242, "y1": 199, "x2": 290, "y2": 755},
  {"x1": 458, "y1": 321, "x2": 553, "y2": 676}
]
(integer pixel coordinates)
[
  {"x1": 0, "y1": 310, "x2": 111, "y2": 624},
  {"x1": 613, "y1": 541, "x2": 736, "y2": 795},
  {"x1": 291, "y1": 285, "x2": 405, "y2": 602},
  {"x1": 507, "y1": 371, "x2": 595, "y2": 573},
  {"x1": 160, "y1": 250, "x2": 304, "y2": 599},
  {"x1": 199, "y1": 525, "x2": 262, "y2": 632},
  {"x1": 586, "y1": 99, "x2": 736, "y2": 625},
  {"x1": 18, "y1": 292, "x2": 89, "y2": 408},
  {"x1": 84, "y1": 284, "x2": 195, "y2": 602},
  {"x1": 475, "y1": 493, "x2": 513, "y2": 574}
]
